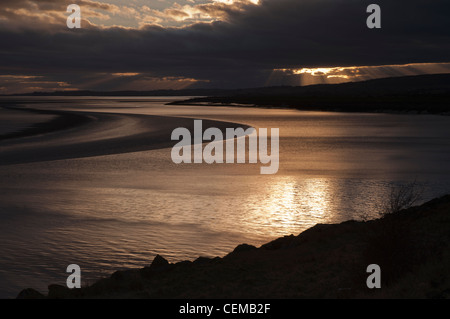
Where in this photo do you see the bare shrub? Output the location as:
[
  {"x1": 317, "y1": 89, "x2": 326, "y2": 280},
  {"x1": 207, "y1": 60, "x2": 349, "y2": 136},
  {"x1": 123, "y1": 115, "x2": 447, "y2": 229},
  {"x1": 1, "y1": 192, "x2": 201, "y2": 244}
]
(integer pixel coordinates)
[
  {"x1": 382, "y1": 180, "x2": 424, "y2": 216},
  {"x1": 362, "y1": 180, "x2": 425, "y2": 287}
]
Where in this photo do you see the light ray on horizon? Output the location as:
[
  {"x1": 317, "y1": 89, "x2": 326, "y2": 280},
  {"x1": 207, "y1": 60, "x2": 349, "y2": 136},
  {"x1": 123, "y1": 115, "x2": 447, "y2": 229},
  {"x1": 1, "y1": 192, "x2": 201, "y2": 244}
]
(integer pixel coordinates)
[{"x1": 269, "y1": 62, "x2": 450, "y2": 86}]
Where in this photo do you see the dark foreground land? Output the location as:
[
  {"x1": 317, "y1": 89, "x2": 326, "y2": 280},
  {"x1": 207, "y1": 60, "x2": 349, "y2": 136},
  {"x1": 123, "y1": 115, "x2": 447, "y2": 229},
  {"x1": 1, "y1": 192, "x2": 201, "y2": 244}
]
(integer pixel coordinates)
[
  {"x1": 170, "y1": 74, "x2": 450, "y2": 114},
  {"x1": 18, "y1": 194, "x2": 450, "y2": 299}
]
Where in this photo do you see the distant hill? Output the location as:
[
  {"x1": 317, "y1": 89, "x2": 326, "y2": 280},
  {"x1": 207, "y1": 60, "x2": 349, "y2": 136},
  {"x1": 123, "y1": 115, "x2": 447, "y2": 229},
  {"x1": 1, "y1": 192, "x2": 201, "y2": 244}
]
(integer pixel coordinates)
[
  {"x1": 4, "y1": 88, "x2": 230, "y2": 97},
  {"x1": 5, "y1": 74, "x2": 450, "y2": 114},
  {"x1": 170, "y1": 74, "x2": 450, "y2": 114}
]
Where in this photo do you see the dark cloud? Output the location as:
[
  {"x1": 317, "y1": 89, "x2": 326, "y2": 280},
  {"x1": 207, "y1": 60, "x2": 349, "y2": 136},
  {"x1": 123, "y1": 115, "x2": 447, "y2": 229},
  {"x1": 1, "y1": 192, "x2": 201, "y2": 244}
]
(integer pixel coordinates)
[{"x1": 0, "y1": 0, "x2": 449, "y2": 92}]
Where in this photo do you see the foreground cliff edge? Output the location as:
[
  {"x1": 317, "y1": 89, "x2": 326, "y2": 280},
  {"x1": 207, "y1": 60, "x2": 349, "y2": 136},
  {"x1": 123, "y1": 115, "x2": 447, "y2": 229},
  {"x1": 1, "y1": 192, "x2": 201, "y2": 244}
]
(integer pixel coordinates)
[{"x1": 18, "y1": 195, "x2": 450, "y2": 299}]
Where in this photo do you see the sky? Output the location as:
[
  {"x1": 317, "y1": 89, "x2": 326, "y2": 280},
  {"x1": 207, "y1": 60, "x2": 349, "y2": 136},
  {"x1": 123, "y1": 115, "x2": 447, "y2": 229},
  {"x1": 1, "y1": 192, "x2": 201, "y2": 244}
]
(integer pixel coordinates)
[{"x1": 0, "y1": 0, "x2": 449, "y2": 94}]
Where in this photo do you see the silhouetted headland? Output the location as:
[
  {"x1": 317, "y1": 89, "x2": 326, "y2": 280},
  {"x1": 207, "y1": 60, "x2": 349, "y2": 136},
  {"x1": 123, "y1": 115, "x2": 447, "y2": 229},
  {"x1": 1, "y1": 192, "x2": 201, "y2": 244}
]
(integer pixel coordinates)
[
  {"x1": 170, "y1": 74, "x2": 450, "y2": 115},
  {"x1": 17, "y1": 194, "x2": 450, "y2": 299}
]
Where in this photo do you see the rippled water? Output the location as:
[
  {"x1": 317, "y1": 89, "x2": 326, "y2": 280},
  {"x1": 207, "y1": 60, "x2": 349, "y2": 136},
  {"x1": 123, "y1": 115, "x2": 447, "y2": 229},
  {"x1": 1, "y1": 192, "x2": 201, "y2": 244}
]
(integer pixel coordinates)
[{"x1": 0, "y1": 97, "x2": 450, "y2": 298}]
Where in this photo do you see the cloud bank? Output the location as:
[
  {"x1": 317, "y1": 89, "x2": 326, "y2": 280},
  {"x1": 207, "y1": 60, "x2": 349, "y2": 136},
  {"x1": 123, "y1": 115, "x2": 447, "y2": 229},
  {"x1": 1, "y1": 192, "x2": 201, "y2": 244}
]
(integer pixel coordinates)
[{"x1": 0, "y1": 0, "x2": 449, "y2": 93}]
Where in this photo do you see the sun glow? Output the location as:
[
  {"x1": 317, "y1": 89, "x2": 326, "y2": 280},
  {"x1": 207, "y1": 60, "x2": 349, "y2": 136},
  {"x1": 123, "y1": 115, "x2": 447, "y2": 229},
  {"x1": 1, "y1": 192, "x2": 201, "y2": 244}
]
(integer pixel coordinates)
[
  {"x1": 270, "y1": 62, "x2": 450, "y2": 86},
  {"x1": 111, "y1": 73, "x2": 140, "y2": 77},
  {"x1": 214, "y1": 0, "x2": 260, "y2": 4},
  {"x1": 293, "y1": 67, "x2": 347, "y2": 77}
]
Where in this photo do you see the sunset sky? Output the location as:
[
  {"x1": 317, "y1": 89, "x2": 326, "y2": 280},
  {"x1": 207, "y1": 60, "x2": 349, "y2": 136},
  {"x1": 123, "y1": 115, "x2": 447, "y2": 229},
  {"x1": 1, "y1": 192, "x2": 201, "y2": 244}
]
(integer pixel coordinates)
[{"x1": 0, "y1": 0, "x2": 449, "y2": 93}]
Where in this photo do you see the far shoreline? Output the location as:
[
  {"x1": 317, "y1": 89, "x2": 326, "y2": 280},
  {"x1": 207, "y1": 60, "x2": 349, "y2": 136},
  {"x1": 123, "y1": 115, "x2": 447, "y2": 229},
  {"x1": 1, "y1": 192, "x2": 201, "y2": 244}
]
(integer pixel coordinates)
[
  {"x1": 167, "y1": 73, "x2": 450, "y2": 116},
  {"x1": 166, "y1": 100, "x2": 450, "y2": 116},
  {"x1": 0, "y1": 106, "x2": 94, "y2": 142},
  {"x1": 0, "y1": 103, "x2": 255, "y2": 166}
]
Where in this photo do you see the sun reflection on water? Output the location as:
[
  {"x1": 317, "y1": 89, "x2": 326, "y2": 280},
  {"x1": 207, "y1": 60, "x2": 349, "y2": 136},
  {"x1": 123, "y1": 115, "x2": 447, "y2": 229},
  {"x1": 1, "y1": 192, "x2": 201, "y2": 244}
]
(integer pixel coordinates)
[{"x1": 249, "y1": 176, "x2": 334, "y2": 237}]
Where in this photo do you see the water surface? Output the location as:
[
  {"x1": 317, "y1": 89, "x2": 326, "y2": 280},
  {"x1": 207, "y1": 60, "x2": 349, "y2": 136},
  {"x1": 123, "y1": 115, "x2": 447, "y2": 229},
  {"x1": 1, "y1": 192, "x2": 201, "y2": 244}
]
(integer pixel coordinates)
[{"x1": 0, "y1": 97, "x2": 449, "y2": 298}]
